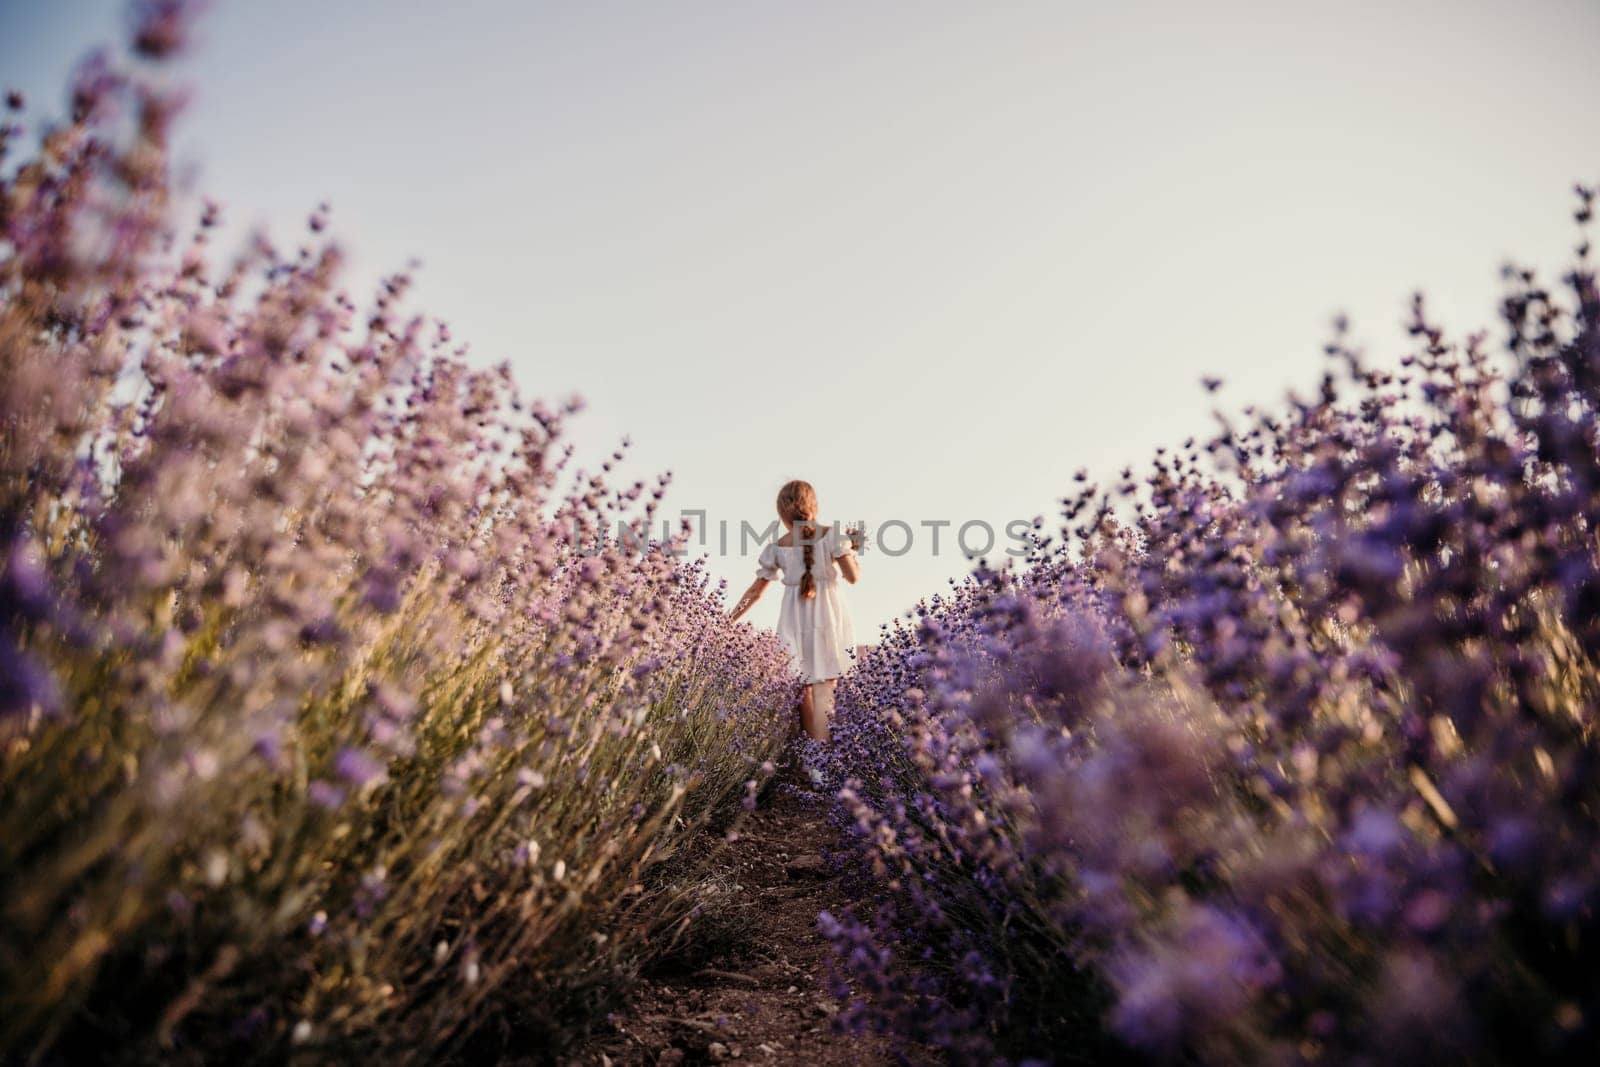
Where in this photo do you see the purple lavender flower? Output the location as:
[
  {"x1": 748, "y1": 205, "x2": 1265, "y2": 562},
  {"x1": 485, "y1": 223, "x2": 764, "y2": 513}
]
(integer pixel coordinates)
[
  {"x1": 334, "y1": 746, "x2": 386, "y2": 789},
  {"x1": 307, "y1": 780, "x2": 347, "y2": 810},
  {"x1": 0, "y1": 638, "x2": 61, "y2": 718}
]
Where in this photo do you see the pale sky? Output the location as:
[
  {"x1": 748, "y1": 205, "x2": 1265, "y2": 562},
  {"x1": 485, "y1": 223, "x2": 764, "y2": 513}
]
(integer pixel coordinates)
[{"x1": 3, "y1": 1, "x2": 1597, "y2": 636}]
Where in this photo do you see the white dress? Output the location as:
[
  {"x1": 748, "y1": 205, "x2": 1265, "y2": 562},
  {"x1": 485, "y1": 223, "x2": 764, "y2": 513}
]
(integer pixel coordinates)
[{"x1": 756, "y1": 525, "x2": 858, "y2": 684}]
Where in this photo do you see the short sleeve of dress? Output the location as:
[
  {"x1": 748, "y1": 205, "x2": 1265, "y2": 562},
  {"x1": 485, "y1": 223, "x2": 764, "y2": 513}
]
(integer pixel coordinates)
[
  {"x1": 755, "y1": 542, "x2": 780, "y2": 581},
  {"x1": 829, "y1": 525, "x2": 855, "y2": 559}
]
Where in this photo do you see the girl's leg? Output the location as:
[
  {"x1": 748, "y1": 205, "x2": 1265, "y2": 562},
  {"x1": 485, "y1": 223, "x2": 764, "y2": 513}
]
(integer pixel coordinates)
[
  {"x1": 796, "y1": 684, "x2": 813, "y2": 740},
  {"x1": 801, "y1": 679, "x2": 835, "y2": 741}
]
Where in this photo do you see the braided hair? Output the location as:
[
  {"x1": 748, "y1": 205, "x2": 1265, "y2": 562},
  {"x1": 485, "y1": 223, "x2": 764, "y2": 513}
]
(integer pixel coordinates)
[{"x1": 776, "y1": 480, "x2": 821, "y2": 601}]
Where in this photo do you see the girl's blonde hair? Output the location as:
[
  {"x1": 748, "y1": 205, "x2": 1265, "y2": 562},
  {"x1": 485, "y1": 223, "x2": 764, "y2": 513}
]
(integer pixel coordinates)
[{"x1": 776, "y1": 480, "x2": 820, "y2": 600}]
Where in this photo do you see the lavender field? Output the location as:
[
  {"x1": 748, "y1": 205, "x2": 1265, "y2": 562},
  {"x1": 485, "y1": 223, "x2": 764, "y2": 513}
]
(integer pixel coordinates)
[
  {"x1": 813, "y1": 201, "x2": 1600, "y2": 1061},
  {"x1": 1, "y1": 13, "x2": 793, "y2": 1062},
  {"x1": 5, "y1": 4, "x2": 1600, "y2": 1066}
]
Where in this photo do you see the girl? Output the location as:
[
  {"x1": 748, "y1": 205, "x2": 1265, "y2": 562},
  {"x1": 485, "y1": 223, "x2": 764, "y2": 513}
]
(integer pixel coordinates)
[{"x1": 729, "y1": 480, "x2": 861, "y2": 741}]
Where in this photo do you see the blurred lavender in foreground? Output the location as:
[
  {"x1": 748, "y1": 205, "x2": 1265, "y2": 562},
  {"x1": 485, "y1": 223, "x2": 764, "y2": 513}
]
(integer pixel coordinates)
[
  {"x1": 816, "y1": 188, "x2": 1600, "y2": 1064},
  {"x1": 0, "y1": 6, "x2": 792, "y2": 1061}
]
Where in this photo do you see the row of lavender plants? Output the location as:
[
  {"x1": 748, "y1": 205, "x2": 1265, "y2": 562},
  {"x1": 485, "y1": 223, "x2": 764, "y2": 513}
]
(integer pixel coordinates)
[
  {"x1": 1, "y1": 14, "x2": 792, "y2": 1063},
  {"x1": 817, "y1": 189, "x2": 1600, "y2": 1063}
]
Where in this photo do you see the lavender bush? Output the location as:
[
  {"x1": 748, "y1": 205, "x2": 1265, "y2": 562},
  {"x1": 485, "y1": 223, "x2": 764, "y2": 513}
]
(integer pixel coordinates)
[
  {"x1": 0, "y1": 12, "x2": 791, "y2": 1062},
  {"x1": 818, "y1": 190, "x2": 1600, "y2": 1063}
]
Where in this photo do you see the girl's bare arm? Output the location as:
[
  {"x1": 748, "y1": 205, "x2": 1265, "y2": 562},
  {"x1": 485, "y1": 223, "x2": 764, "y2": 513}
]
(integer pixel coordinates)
[
  {"x1": 729, "y1": 577, "x2": 769, "y2": 621},
  {"x1": 835, "y1": 552, "x2": 860, "y2": 584},
  {"x1": 834, "y1": 526, "x2": 863, "y2": 584}
]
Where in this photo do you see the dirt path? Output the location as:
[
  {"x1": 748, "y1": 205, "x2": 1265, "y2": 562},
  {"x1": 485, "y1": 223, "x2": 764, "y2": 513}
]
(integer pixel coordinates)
[{"x1": 575, "y1": 772, "x2": 904, "y2": 1066}]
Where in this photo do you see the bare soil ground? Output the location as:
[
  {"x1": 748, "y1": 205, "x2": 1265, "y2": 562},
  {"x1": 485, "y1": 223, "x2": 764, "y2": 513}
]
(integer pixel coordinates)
[{"x1": 570, "y1": 771, "x2": 913, "y2": 1067}]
